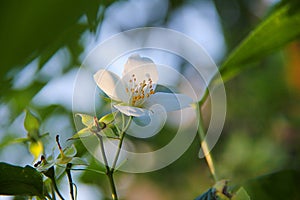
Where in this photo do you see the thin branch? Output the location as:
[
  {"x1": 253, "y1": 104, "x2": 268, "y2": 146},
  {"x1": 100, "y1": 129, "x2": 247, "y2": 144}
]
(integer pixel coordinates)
[
  {"x1": 71, "y1": 168, "x2": 106, "y2": 175},
  {"x1": 106, "y1": 170, "x2": 118, "y2": 200},
  {"x1": 111, "y1": 116, "x2": 132, "y2": 171},
  {"x1": 93, "y1": 116, "x2": 118, "y2": 199},
  {"x1": 44, "y1": 166, "x2": 65, "y2": 200},
  {"x1": 197, "y1": 103, "x2": 218, "y2": 182},
  {"x1": 66, "y1": 163, "x2": 75, "y2": 200},
  {"x1": 52, "y1": 177, "x2": 65, "y2": 200}
]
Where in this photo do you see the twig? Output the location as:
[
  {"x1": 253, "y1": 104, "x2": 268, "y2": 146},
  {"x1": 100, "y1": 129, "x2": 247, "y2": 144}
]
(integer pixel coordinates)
[
  {"x1": 66, "y1": 163, "x2": 75, "y2": 200},
  {"x1": 197, "y1": 103, "x2": 218, "y2": 182}
]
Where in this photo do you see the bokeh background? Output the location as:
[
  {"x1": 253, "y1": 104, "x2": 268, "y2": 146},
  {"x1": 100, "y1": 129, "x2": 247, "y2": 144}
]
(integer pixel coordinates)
[{"x1": 0, "y1": 0, "x2": 299, "y2": 199}]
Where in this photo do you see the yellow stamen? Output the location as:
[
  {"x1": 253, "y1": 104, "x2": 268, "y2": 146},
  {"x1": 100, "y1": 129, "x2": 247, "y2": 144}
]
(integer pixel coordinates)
[{"x1": 128, "y1": 74, "x2": 155, "y2": 106}]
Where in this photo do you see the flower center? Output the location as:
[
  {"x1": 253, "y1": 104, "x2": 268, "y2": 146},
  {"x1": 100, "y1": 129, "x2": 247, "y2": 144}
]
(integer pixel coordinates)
[{"x1": 126, "y1": 74, "x2": 155, "y2": 106}]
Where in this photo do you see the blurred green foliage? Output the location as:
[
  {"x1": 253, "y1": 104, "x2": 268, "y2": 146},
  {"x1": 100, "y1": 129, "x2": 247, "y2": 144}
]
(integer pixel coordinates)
[
  {"x1": 220, "y1": 0, "x2": 300, "y2": 80},
  {"x1": 0, "y1": 0, "x2": 114, "y2": 117}
]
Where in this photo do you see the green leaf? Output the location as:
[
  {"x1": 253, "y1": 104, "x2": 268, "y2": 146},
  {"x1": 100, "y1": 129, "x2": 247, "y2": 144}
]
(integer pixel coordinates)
[
  {"x1": 79, "y1": 158, "x2": 107, "y2": 184},
  {"x1": 100, "y1": 127, "x2": 118, "y2": 138},
  {"x1": 76, "y1": 113, "x2": 94, "y2": 127},
  {"x1": 24, "y1": 109, "x2": 40, "y2": 139},
  {"x1": 0, "y1": 162, "x2": 43, "y2": 197},
  {"x1": 68, "y1": 127, "x2": 93, "y2": 140},
  {"x1": 232, "y1": 187, "x2": 251, "y2": 200},
  {"x1": 244, "y1": 170, "x2": 300, "y2": 200},
  {"x1": 70, "y1": 157, "x2": 88, "y2": 166},
  {"x1": 220, "y1": 1, "x2": 300, "y2": 80}
]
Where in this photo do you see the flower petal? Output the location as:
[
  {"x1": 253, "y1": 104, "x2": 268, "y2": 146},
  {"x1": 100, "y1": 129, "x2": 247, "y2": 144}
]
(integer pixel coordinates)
[
  {"x1": 122, "y1": 54, "x2": 158, "y2": 87},
  {"x1": 132, "y1": 115, "x2": 151, "y2": 126},
  {"x1": 94, "y1": 69, "x2": 128, "y2": 102},
  {"x1": 144, "y1": 92, "x2": 192, "y2": 112},
  {"x1": 126, "y1": 104, "x2": 167, "y2": 138},
  {"x1": 114, "y1": 104, "x2": 148, "y2": 117}
]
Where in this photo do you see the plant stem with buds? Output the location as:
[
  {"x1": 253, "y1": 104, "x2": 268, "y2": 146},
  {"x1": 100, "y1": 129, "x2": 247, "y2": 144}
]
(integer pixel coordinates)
[{"x1": 95, "y1": 115, "x2": 132, "y2": 200}]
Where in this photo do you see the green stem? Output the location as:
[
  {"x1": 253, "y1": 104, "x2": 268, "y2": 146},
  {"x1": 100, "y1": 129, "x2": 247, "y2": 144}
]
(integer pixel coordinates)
[
  {"x1": 111, "y1": 133, "x2": 126, "y2": 172},
  {"x1": 94, "y1": 119, "x2": 115, "y2": 199},
  {"x1": 94, "y1": 117, "x2": 110, "y2": 170},
  {"x1": 51, "y1": 183, "x2": 56, "y2": 200},
  {"x1": 96, "y1": 134, "x2": 118, "y2": 200},
  {"x1": 71, "y1": 168, "x2": 106, "y2": 175},
  {"x1": 197, "y1": 103, "x2": 218, "y2": 182},
  {"x1": 107, "y1": 170, "x2": 118, "y2": 200},
  {"x1": 97, "y1": 133, "x2": 110, "y2": 170},
  {"x1": 44, "y1": 166, "x2": 64, "y2": 200},
  {"x1": 199, "y1": 88, "x2": 209, "y2": 106},
  {"x1": 94, "y1": 115, "x2": 132, "y2": 200},
  {"x1": 66, "y1": 163, "x2": 75, "y2": 200},
  {"x1": 52, "y1": 177, "x2": 65, "y2": 200},
  {"x1": 111, "y1": 116, "x2": 132, "y2": 171},
  {"x1": 105, "y1": 115, "x2": 132, "y2": 200}
]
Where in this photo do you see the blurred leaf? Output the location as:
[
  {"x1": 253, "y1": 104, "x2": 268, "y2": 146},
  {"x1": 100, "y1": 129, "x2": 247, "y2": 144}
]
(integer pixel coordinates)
[
  {"x1": 85, "y1": 0, "x2": 101, "y2": 32},
  {"x1": 0, "y1": 0, "x2": 116, "y2": 102},
  {"x1": 39, "y1": 23, "x2": 87, "y2": 68},
  {"x1": 80, "y1": 157, "x2": 107, "y2": 185},
  {"x1": 0, "y1": 135, "x2": 28, "y2": 149},
  {"x1": 13, "y1": 196, "x2": 28, "y2": 200},
  {"x1": 0, "y1": 0, "x2": 98, "y2": 72},
  {"x1": 100, "y1": 127, "x2": 118, "y2": 138},
  {"x1": 220, "y1": 1, "x2": 300, "y2": 80},
  {"x1": 70, "y1": 157, "x2": 89, "y2": 166},
  {"x1": 72, "y1": 139, "x2": 88, "y2": 158},
  {"x1": 213, "y1": 0, "x2": 258, "y2": 51},
  {"x1": 232, "y1": 187, "x2": 250, "y2": 200},
  {"x1": 244, "y1": 170, "x2": 300, "y2": 200},
  {"x1": 0, "y1": 162, "x2": 43, "y2": 197},
  {"x1": 23, "y1": 110, "x2": 45, "y2": 160},
  {"x1": 168, "y1": 0, "x2": 188, "y2": 12},
  {"x1": 24, "y1": 109, "x2": 40, "y2": 135},
  {"x1": 5, "y1": 81, "x2": 45, "y2": 116}
]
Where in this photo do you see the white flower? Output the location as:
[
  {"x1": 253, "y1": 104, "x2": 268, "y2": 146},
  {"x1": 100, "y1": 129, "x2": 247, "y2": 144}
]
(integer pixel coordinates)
[{"x1": 94, "y1": 54, "x2": 192, "y2": 137}]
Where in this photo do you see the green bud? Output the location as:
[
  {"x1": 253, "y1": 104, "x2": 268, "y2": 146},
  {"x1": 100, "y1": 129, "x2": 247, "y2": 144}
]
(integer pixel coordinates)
[
  {"x1": 76, "y1": 113, "x2": 94, "y2": 127},
  {"x1": 24, "y1": 109, "x2": 40, "y2": 140},
  {"x1": 99, "y1": 112, "x2": 115, "y2": 125}
]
